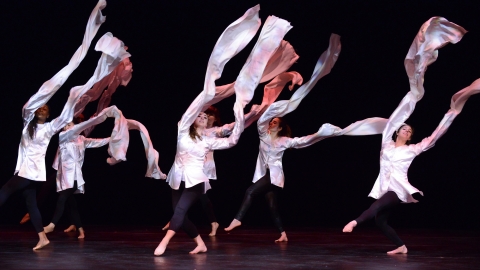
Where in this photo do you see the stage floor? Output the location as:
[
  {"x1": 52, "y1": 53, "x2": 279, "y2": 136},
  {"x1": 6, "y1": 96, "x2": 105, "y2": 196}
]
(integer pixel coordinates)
[{"x1": 0, "y1": 226, "x2": 479, "y2": 269}]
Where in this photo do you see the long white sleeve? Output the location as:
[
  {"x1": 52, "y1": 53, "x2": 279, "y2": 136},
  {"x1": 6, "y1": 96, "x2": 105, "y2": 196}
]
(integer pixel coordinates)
[
  {"x1": 176, "y1": 5, "x2": 262, "y2": 138},
  {"x1": 201, "y1": 40, "x2": 299, "y2": 112},
  {"x1": 257, "y1": 33, "x2": 342, "y2": 136},
  {"x1": 22, "y1": 0, "x2": 107, "y2": 127}
]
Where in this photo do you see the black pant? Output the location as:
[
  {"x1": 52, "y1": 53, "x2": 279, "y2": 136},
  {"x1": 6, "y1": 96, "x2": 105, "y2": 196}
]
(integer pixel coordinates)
[
  {"x1": 198, "y1": 192, "x2": 216, "y2": 223},
  {"x1": 0, "y1": 175, "x2": 44, "y2": 233},
  {"x1": 169, "y1": 182, "x2": 204, "y2": 238},
  {"x1": 235, "y1": 171, "x2": 284, "y2": 233},
  {"x1": 355, "y1": 191, "x2": 404, "y2": 247},
  {"x1": 51, "y1": 181, "x2": 82, "y2": 228},
  {"x1": 35, "y1": 172, "x2": 57, "y2": 208}
]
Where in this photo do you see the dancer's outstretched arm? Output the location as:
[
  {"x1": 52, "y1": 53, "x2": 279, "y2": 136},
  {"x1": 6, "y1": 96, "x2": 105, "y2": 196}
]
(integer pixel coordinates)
[{"x1": 22, "y1": 0, "x2": 107, "y2": 126}]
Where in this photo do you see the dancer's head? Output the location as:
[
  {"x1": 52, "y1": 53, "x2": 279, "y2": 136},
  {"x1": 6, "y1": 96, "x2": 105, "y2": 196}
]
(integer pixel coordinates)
[
  {"x1": 394, "y1": 124, "x2": 414, "y2": 145},
  {"x1": 28, "y1": 104, "x2": 50, "y2": 139},
  {"x1": 269, "y1": 117, "x2": 292, "y2": 138},
  {"x1": 205, "y1": 106, "x2": 222, "y2": 128},
  {"x1": 34, "y1": 105, "x2": 50, "y2": 123},
  {"x1": 189, "y1": 112, "x2": 208, "y2": 141},
  {"x1": 63, "y1": 121, "x2": 75, "y2": 132}
]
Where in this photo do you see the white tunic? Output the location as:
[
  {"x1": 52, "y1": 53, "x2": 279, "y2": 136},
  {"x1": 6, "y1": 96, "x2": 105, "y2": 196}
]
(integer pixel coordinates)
[
  {"x1": 15, "y1": 122, "x2": 63, "y2": 181},
  {"x1": 169, "y1": 131, "x2": 242, "y2": 192},
  {"x1": 369, "y1": 94, "x2": 458, "y2": 203},
  {"x1": 253, "y1": 113, "x2": 341, "y2": 188},
  {"x1": 54, "y1": 135, "x2": 109, "y2": 193},
  {"x1": 203, "y1": 123, "x2": 234, "y2": 179}
]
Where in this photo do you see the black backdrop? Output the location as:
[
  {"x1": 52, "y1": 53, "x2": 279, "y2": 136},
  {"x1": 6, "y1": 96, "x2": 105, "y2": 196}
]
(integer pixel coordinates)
[{"x1": 0, "y1": 0, "x2": 479, "y2": 230}]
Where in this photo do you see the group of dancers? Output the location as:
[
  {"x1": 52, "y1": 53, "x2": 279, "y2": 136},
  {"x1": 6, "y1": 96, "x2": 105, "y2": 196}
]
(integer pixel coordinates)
[{"x1": 1, "y1": 1, "x2": 479, "y2": 257}]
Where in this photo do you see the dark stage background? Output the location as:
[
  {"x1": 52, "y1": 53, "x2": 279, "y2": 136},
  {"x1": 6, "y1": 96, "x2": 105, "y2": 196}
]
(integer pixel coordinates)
[{"x1": 0, "y1": 0, "x2": 479, "y2": 231}]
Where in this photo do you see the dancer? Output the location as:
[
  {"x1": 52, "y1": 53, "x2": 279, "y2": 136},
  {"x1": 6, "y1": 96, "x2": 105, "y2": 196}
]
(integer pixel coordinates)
[
  {"x1": 19, "y1": 114, "x2": 86, "y2": 226},
  {"x1": 189, "y1": 106, "x2": 223, "y2": 236},
  {"x1": 43, "y1": 120, "x2": 110, "y2": 239},
  {"x1": 155, "y1": 6, "x2": 293, "y2": 255},
  {"x1": 224, "y1": 117, "x2": 342, "y2": 242},
  {"x1": 0, "y1": 0, "x2": 110, "y2": 250},
  {"x1": 224, "y1": 33, "x2": 343, "y2": 242},
  {"x1": 342, "y1": 17, "x2": 467, "y2": 254}
]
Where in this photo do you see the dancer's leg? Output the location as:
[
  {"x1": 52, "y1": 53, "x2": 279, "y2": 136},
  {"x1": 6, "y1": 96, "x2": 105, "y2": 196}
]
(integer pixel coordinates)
[
  {"x1": 0, "y1": 175, "x2": 50, "y2": 249},
  {"x1": 63, "y1": 199, "x2": 77, "y2": 233},
  {"x1": 198, "y1": 193, "x2": 219, "y2": 236},
  {"x1": 225, "y1": 174, "x2": 271, "y2": 231},
  {"x1": 22, "y1": 181, "x2": 50, "y2": 250},
  {"x1": 155, "y1": 182, "x2": 205, "y2": 255},
  {"x1": 45, "y1": 181, "x2": 78, "y2": 233},
  {"x1": 343, "y1": 191, "x2": 400, "y2": 233},
  {"x1": 375, "y1": 203, "x2": 407, "y2": 254},
  {"x1": 265, "y1": 188, "x2": 287, "y2": 242},
  {"x1": 66, "y1": 195, "x2": 84, "y2": 238},
  {"x1": 20, "y1": 172, "x2": 56, "y2": 224},
  {"x1": 22, "y1": 185, "x2": 44, "y2": 233},
  {"x1": 0, "y1": 175, "x2": 31, "y2": 207}
]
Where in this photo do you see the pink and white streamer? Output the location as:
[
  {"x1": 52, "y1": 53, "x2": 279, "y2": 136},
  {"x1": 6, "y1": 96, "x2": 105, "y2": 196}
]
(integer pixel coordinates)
[
  {"x1": 62, "y1": 105, "x2": 166, "y2": 179},
  {"x1": 202, "y1": 40, "x2": 299, "y2": 111},
  {"x1": 22, "y1": 0, "x2": 107, "y2": 126}
]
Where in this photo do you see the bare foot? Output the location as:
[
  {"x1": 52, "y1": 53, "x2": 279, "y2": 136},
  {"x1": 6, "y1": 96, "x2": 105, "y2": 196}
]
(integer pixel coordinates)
[
  {"x1": 33, "y1": 232, "x2": 50, "y2": 250},
  {"x1": 224, "y1": 219, "x2": 241, "y2": 232},
  {"x1": 189, "y1": 235, "x2": 207, "y2": 254},
  {"x1": 154, "y1": 240, "x2": 168, "y2": 256},
  {"x1": 387, "y1": 245, "x2": 408, "y2": 255},
  {"x1": 189, "y1": 244, "x2": 207, "y2": 254},
  {"x1": 44, "y1": 223, "x2": 55, "y2": 234},
  {"x1": 275, "y1": 232, "x2": 288, "y2": 243},
  {"x1": 78, "y1": 227, "x2": 85, "y2": 239},
  {"x1": 64, "y1": 225, "x2": 77, "y2": 233},
  {"x1": 162, "y1": 222, "x2": 170, "y2": 231},
  {"x1": 209, "y1": 222, "x2": 219, "y2": 236},
  {"x1": 20, "y1": 213, "x2": 30, "y2": 224},
  {"x1": 342, "y1": 220, "x2": 357, "y2": 233},
  {"x1": 154, "y1": 230, "x2": 176, "y2": 256}
]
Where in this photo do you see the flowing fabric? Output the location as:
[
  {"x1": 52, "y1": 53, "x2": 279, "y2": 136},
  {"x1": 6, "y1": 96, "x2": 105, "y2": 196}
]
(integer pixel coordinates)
[
  {"x1": 203, "y1": 29, "x2": 300, "y2": 180},
  {"x1": 251, "y1": 33, "x2": 341, "y2": 186},
  {"x1": 60, "y1": 105, "x2": 166, "y2": 179},
  {"x1": 21, "y1": 0, "x2": 107, "y2": 126},
  {"x1": 368, "y1": 17, "x2": 467, "y2": 203},
  {"x1": 126, "y1": 120, "x2": 164, "y2": 179},
  {"x1": 207, "y1": 70, "x2": 304, "y2": 141},
  {"x1": 74, "y1": 56, "x2": 133, "y2": 137},
  {"x1": 14, "y1": 1, "x2": 107, "y2": 180},
  {"x1": 167, "y1": 6, "x2": 293, "y2": 192},
  {"x1": 52, "y1": 33, "x2": 130, "y2": 137},
  {"x1": 202, "y1": 40, "x2": 299, "y2": 111},
  {"x1": 404, "y1": 17, "x2": 467, "y2": 100},
  {"x1": 174, "y1": 5, "x2": 261, "y2": 140},
  {"x1": 244, "y1": 71, "x2": 303, "y2": 128},
  {"x1": 257, "y1": 34, "x2": 341, "y2": 123}
]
